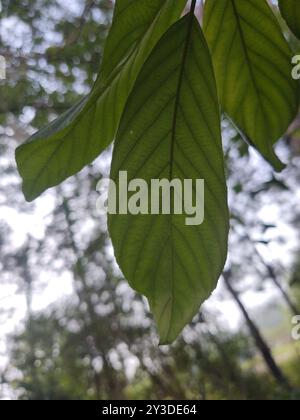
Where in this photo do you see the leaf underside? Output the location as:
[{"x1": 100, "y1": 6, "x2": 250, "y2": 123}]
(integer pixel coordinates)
[
  {"x1": 109, "y1": 15, "x2": 229, "y2": 344},
  {"x1": 16, "y1": 0, "x2": 187, "y2": 201},
  {"x1": 14, "y1": 0, "x2": 298, "y2": 343},
  {"x1": 203, "y1": 0, "x2": 299, "y2": 171},
  {"x1": 279, "y1": 0, "x2": 300, "y2": 40}
]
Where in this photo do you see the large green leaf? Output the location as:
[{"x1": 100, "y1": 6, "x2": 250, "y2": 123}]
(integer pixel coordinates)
[
  {"x1": 100, "y1": 0, "x2": 178, "y2": 83},
  {"x1": 109, "y1": 15, "x2": 229, "y2": 344},
  {"x1": 16, "y1": 0, "x2": 187, "y2": 201},
  {"x1": 203, "y1": 0, "x2": 299, "y2": 171},
  {"x1": 279, "y1": 0, "x2": 300, "y2": 40}
]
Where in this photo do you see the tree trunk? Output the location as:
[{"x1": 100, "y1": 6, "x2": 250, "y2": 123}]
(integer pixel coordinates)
[
  {"x1": 223, "y1": 271, "x2": 291, "y2": 390},
  {"x1": 247, "y1": 232, "x2": 300, "y2": 316}
]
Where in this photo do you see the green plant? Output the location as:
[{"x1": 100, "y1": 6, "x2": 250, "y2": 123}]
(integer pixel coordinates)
[{"x1": 15, "y1": 0, "x2": 300, "y2": 343}]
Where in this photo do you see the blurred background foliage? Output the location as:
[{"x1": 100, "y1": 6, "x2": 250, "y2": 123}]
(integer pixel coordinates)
[{"x1": 1, "y1": 0, "x2": 300, "y2": 400}]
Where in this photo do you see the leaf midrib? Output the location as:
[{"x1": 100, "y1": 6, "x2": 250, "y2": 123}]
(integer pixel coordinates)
[
  {"x1": 230, "y1": 0, "x2": 265, "y2": 121},
  {"x1": 165, "y1": 9, "x2": 196, "y2": 340}
]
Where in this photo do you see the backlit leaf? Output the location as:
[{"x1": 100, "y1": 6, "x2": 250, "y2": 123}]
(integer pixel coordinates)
[
  {"x1": 109, "y1": 15, "x2": 229, "y2": 344},
  {"x1": 279, "y1": 0, "x2": 300, "y2": 40},
  {"x1": 203, "y1": 0, "x2": 299, "y2": 171},
  {"x1": 16, "y1": 0, "x2": 187, "y2": 201}
]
